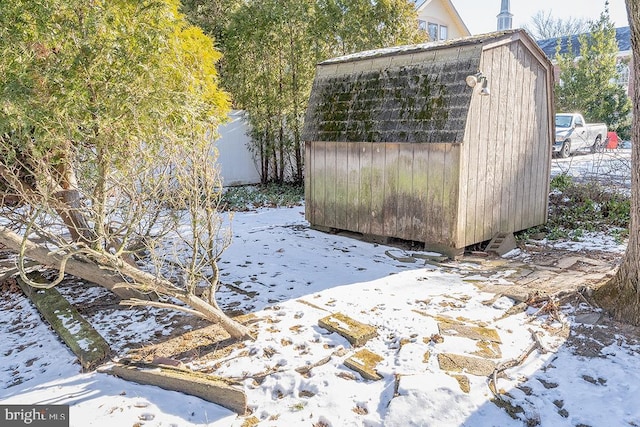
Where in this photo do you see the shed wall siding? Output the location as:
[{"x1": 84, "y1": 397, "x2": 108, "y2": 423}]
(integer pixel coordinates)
[
  {"x1": 306, "y1": 141, "x2": 461, "y2": 247},
  {"x1": 457, "y1": 40, "x2": 551, "y2": 246}
]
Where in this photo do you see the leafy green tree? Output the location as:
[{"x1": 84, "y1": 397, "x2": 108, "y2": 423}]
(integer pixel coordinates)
[
  {"x1": 554, "y1": 4, "x2": 631, "y2": 136},
  {"x1": 221, "y1": 0, "x2": 316, "y2": 183},
  {"x1": 0, "y1": 0, "x2": 251, "y2": 339},
  {"x1": 180, "y1": 0, "x2": 241, "y2": 49},
  {"x1": 317, "y1": 0, "x2": 426, "y2": 56}
]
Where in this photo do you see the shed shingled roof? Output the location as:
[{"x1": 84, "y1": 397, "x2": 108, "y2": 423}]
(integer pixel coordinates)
[{"x1": 303, "y1": 30, "x2": 532, "y2": 144}]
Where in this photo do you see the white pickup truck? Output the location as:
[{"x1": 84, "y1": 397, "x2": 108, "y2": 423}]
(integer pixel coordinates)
[{"x1": 554, "y1": 113, "x2": 607, "y2": 158}]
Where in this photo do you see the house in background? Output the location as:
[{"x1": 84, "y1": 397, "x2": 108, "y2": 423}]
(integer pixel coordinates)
[
  {"x1": 414, "y1": 0, "x2": 470, "y2": 41},
  {"x1": 536, "y1": 27, "x2": 633, "y2": 96}
]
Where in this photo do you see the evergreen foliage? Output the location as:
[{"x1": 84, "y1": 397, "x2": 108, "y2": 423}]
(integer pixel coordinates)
[
  {"x1": 0, "y1": 0, "x2": 229, "y2": 186},
  {"x1": 554, "y1": 4, "x2": 631, "y2": 137}
]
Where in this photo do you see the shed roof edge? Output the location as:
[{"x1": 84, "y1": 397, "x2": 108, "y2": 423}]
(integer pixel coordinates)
[{"x1": 319, "y1": 29, "x2": 525, "y2": 66}]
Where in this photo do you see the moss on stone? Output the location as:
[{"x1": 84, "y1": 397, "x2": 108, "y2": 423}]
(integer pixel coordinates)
[
  {"x1": 318, "y1": 312, "x2": 378, "y2": 347},
  {"x1": 344, "y1": 349, "x2": 384, "y2": 381}
]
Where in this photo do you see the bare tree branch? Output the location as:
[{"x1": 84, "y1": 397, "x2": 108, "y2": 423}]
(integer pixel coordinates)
[{"x1": 522, "y1": 10, "x2": 589, "y2": 40}]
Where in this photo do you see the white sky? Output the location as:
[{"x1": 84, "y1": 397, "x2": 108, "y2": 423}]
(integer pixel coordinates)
[{"x1": 452, "y1": 0, "x2": 630, "y2": 35}]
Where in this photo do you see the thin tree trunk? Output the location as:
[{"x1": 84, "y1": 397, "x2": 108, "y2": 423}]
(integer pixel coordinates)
[
  {"x1": 278, "y1": 48, "x2": 285, "y2": 184},
  {"x1": 89, "y1": 250, "x2": 253, "y2": 340},
  {"x1": 592, "y1": 0, "x2": 640, "y2": 323},
  {"x1": 262, "y1": 129, "x2": 269, "y2": 184},
  {"x1": 290, "y1": 34, "x2": 303, "y2": 183},
  {"x1": 53, "y1": 188, "x2": 96, "y2": 243}
]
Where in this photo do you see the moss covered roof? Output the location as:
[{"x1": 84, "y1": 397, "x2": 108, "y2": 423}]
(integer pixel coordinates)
[{"x1": 302, "y1": 32, "x2": 533, "y2": 144}]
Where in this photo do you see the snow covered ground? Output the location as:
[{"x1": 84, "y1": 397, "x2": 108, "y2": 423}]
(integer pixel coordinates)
[
  {"x1": 551, "y1": 148, "x2": 632, "y2": 191},
  {"x1": 1, "y1": 152, "x2": 638, "y2": 426},
  {"x1": 2, "y1": 205, "x2": 639, "y2": 426}
]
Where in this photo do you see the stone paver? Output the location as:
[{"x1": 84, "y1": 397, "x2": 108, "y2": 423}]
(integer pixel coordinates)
[
  {"x1": 438, "y1": 320, "x2": 501, "y2": 343},
  {"x1": 451, "y1": 374, "x2": 470, "y2": 393},
  {"x1": 318, "y1": 313, "x2": 378, "y2": 347},
  {"x1": 437, "y1": 353, "x2": 496, "y2": 377},
  {"x1": 344, "y1": 349, "x2": 384, "y2": 381}
]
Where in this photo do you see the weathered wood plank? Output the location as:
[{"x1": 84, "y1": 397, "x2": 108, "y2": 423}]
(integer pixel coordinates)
[
  {"x1": 411, "y1": 144, "x2": 429, "y2": 242},
  {"x1": 456, "y1": 135, "x2": 470, "y2": 246},
  {"x1": 513, "y1": 43, "x2": 528, "y2": 232},
  {"x1": 532, "y1": 63, "x2": 551, "y2": 227},
  {"x1": 460, "y1": 68, "x2": 482, "y2": 247},
  {"x1": 423, "y1": 144, "x2": 442, "y2": 244},
  {"x1": 528, "y1": 64, "x2": 543, "y2": 229},
  {"x1": 357, "y1": 143, "x2": 373, "y2": 235},
  {"x1": 426, "y1": 144, "x2": 448, "y2": 245},
  {"x1": 305, "y1": 141, "x2": 313, "y2": 224},
  {"x1": 17, "y1": 274, "x2": 111, "y2": 372},
  {"x1": 313, "y1": 141, "x2": 327, "y2": 228},
  {"x1": 324, "y1": 141, "x2": 337, "y2": 228},
  {"x1": 370, "y1": 144, "x2": 386, "y2": 237},
  {"x1": 539, "y1": 62, "x2": 552, "y2": 224},
  {"x1": 484, "y1": 47, "x2": 499, "y2": 243},
  {"x1": 346, "y1": 142, "x2": 361, "y2": 232},
  {"x1": 504, "y1": 44, "x2": 519, "y2": 233},
  {"x1": 383, "y1": 143, "x2": 400, "y2": 238},
  {"x1": 442, "y1": 144, "x2": 461, "y2": 247},
  {"x1": 109, "y1": 362, "x2": 247, "y2": 415},
  {"x1": 396, "y1": 144, "x2": 415, "y2": 241},
  {"x1": 496, "y1": 45, "x2": 511, "y2": 232},
  {"x1": 473, "y1": 51, "x2": 492, "y2": 244},
  {"x1": 335, "y1": 142, "x2": 349, "y2": 230},
  {"x1": 520, "y1": 50, "x2": 536, "y2": 231}
]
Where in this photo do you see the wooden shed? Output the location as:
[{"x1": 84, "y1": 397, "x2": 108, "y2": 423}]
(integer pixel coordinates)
[{"x1": 302, "y1": 29, "x2": 554, "y2": 256}]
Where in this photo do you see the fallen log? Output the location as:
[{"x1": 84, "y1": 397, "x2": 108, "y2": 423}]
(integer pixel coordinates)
[
  {"x1": 0, "y1": 227, "x2": 150, "y2": 300},
  {"x1": 0, "y1": 227, "x2": 253, "y2": 340},
  {"x1": 107, "y1": 361, "x2": 247, "y2": 415},
  {"x1": 17, "y1": 273, "x2": 111, "y2": 371}
]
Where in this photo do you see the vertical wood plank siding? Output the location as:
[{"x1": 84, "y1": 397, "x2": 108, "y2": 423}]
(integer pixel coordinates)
[
  {"x1": 383, "y1": 144, "x2": 400, "y2": 238},
  {"x1": 458, "y1": 40, "x2": 551, "y2": 247},
  {"x1": 306, "y1": 141, "x2": 460, "y2": 247},
  {"x1": 346, "y1": 142, "x2": 361, "y2": 231}
]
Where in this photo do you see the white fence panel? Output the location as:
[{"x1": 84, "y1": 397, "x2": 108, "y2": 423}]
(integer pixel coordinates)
[{"x1": 216, "y1": 111, "x2": 261, "y2": 186}]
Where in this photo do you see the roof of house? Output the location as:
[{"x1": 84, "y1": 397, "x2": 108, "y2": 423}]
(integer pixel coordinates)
[{"x1": 536, "y1": 26, "x2": 631, "y2": 59}]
